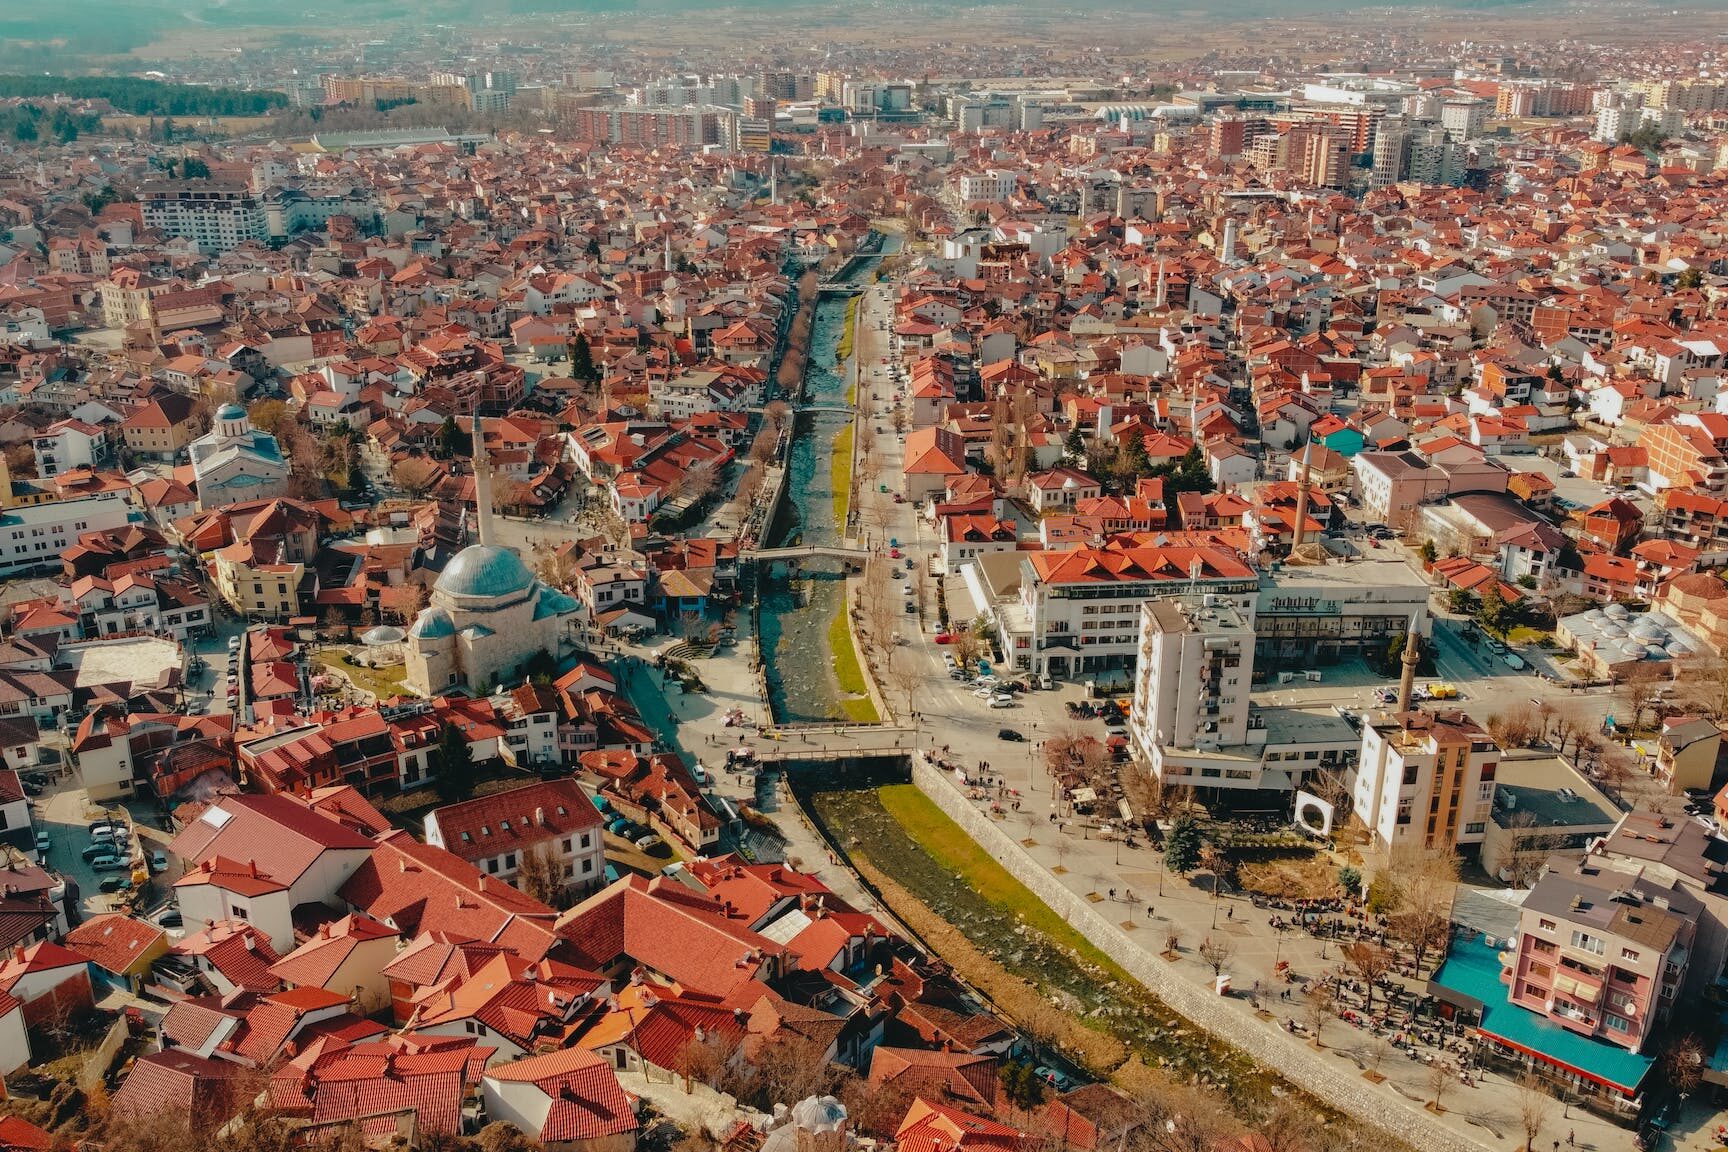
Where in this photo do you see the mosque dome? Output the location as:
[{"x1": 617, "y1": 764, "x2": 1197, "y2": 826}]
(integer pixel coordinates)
[
  {"x1": 216, "y1": 402, "x2": 247, "y2": 422},
  {"x1": 409, "y1": 606, "x2": 456, "y2": 640},
  {"x1": 435, "y1": 545, "x2": 535, "y2": 600}
]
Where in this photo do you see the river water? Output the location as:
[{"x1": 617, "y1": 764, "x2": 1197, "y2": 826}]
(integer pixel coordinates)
[{"x1": 759, "y1": 237, "x2": 897, "y2": 723}]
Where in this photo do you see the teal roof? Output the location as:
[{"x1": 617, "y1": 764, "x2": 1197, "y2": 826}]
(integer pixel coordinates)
[
  {"x1": 408, "y1": 606, "x2": 455, "y2": 640},
  {"x1": 435, "y1": 545, "x2": 533, "y2": 599},
  {"x1": 534, "y1": 586, "x2": 578, "y2": 620},
  {"x1": 1433, "y1": 933, "x2": 1654, "y2": 1095},
  {"x1": 216, "y1": 402, "x2": 247, "y2": 421}
]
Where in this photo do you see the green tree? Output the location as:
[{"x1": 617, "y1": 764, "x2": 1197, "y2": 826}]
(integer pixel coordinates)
[
  {"x1": 435, "y1": 415, "x2": 469, "y2": 459},
  {"x1": 1546, "y1": 361, "x2": 1565, "y2": 383},
  {"x1": 570, "y1": 333, "x2": 599, "y2": 385},
  {"x1": 181, "y1": 156, "x2": 210, "y2": 179},
  {"x1": 1112, "y1": 433, "x2": 1150, "y2": 486},
  {"x1": 11, "y1": 115, "x2": 35, "y2": 143},
  {"x1": 1164, "y1": 815, "x2": 1202, "y2": 877},
  {"x1": 998, "y1": 1062, "x2": 1047, "y2": 1110},
  {"x1": 1062, "y1": 425, "x2": 1087, "y2": 459},
  {"x1": 1476, "y1": 585, "x2": 1515, "y2": 636},
  {"x1": 1419, "y1": 539, "x2": 1437, "y2": 565},
  {"x1": 435, "y1": 723, "x2": 475, "y2": 803},
  {"x1": 1337, "y1": 865, "x2": 1363, "y2": 895},
  {"x1": 1447, "y1": 588, "x2": 1479, "y2": 615},
  {"x1": 1678, "y1": 268, "x2": 1704, "y2": 290}
]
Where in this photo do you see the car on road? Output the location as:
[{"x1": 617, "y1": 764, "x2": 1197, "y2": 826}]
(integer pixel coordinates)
[
  {"x1": 904, "y1": 601, "x2": 916, "y2": 614},
  {"x1": 889, "y1": 548, "x2": 901, "y2": 559},
  {"x1": 1485, "y1": 638, "x2": 1507, "y2": 655},
  {"x1": 998, "y1": 728, "x2": 1025, "y2": 741},
  {"x1": 150, "y1": 851, "x2": 169, "y2": 874},
  {"x1": 633, "y1": 833, "x2": 664, "y2": 851},
  {"x1": 1697, "y1": 814, "x2": 1721, "y2": 836},
  {"x1": 988, "y1": 694, "x2": 1014, "y2": 708},
  {"x1": 935, "y1": 633, "x2": 953, "y2": 644}
]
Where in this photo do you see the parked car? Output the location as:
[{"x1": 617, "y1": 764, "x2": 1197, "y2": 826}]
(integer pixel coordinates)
[
  {"x1": 99, "y1": 876, "x2": 130, "y2": 894},
  {"x1": 90, "y1": 824, "x2": 128, "y2": 844},
  {"x1": 89, "y1": 854, "x2": 129, "y2": 872},
  {"x1": 998, "y1": 728, "x2": 1026, "y2": 742},
  {"x1": 988, "y1": 694, "x2": 1014, "y2": 708},
  {"x1": 228, "y1": 636, "x2": 242, "y2": 652},
  {"x1": 633, "y1": 833, "x2": 663, "y2": 851},
  {"x1": 934, "y1": 633, "x2": 954, "y2": 644},
  {"x1": 150, "y1": 851, "x2": 169, "y2": 874},
  {"x1": 904, "y1": 601, "x2": 917, "y2": 614}
]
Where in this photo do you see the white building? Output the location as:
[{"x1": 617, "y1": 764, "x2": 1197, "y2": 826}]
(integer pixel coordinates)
[
  {"x1": 1351, "y1": 709, "x2": 1500, "y2": 850},
  {"x1": 957, "y1": 171, "x2": 1018, "y2": 203},
  {"x1": 138, "y1": 183, "x2": 268, "y2": 254},
  {"x1": 0, "y1": 494, "x2": 135, "y2": 578}
]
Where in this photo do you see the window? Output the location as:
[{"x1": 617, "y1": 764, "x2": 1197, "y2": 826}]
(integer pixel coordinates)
[
  {"x1": 1570, "y1": 931, "x2": 1605, "y2": 956},
  {"x1": 582, "y1": 858, "x2": 593, "y2": 873},
  {"x1": 504, "y1": 853, "x2": 517, "y2": 870},
  {"x1": 486, "y1": 859, "x2": 499, "y2": 874},
  {"x1": 1605, "y1": 1014, "x2": 1631, "y2": 1033},
  {"x1": 1621, "y1": 947, "x2": 1640, "y2": 961},
  {"x1": 561, "y1": 838, "x2": 572, "y2": 853},
  {"x1": 230, "y1": 904, "x2": 248, "y2": 921},
  {"x1": 1538, "y1": 919, "x2": 1556, "y2": 932},
  {"x1": 580, "y1": 833, "x2": 591, "y2": 849},
  {"x1": 1464, "y1": 822, "x2": 1485, "y2": 834}
]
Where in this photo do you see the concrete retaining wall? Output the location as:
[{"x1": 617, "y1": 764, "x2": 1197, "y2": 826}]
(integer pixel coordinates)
[{"x1": 910, "y1": 760, "x2": 1490, "y2": 1152}]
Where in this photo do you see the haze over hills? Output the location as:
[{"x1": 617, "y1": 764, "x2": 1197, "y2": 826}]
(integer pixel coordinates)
[{"x1": 0, "y1": 0, "x2": 1559, "y2": 58}]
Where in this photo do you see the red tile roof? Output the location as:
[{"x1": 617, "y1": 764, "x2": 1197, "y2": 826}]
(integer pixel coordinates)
[
  {"x1": 339, "y1": 832, "x2": 559, "y2": 961},
  {"x1": 62, "y1": 915, "x2": 165, "y2": 977},
  {"x1": 482, "y1": 1048, "x2": 639, "y2": 1143},
  {"x1": 425, "y1": 778, "x2": 602, "y2": 865}
]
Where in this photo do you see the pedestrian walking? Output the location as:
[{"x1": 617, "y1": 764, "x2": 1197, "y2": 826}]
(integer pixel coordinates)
[{"x1": 1567, "y1": 1133, "x2": 1574, "y2": 1148}]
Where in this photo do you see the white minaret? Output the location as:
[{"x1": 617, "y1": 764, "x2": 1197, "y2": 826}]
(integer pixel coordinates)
[
  {"x1": 1154, "y1": 259, "x2": 1167, "y2": 310},
  {"x1": 769, "y1": 158, "x2": 779, "y2": 205},
  {"x1": 1221, "y1": 217, "x2": 1239, "y2": 265},
  {"x1": 471, "y1": 413, "x2": 496, "y2": 548},
  {"x1": 663, "y1": 230, "x2": 672, "y2": 273}
]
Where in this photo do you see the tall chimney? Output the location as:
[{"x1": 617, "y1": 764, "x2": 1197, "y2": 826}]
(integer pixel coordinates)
[
  {"x1": 1291, "y1": 441, "x2": 1314, "y2": 551},
  {"x1": 1396, "y1": 614, "x2": 1422, "y2": 712}
]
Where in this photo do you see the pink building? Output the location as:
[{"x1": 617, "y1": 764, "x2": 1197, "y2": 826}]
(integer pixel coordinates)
[{"x1": 1506, "y1": 854, "x2": 1696, "y2": 1054}]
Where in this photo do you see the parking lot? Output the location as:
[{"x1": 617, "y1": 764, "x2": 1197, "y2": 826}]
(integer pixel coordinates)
[{"x1": 36, "y1": 785, "x2": 177, "y2": 922}]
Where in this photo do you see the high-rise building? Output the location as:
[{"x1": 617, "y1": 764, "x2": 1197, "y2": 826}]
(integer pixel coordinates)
[
  {"x1": 1440, "y1": 98, "x2": 1487, "y2": 142},
  {"x1": 138, "y1": 182, "x2": 268, "y2": 254},
  {"x1": 1370, "y1": 114, "x2": 1412, "y2": 187},
  {"x1": 1210, "y1": 116, "x2": 1248, "y2": 159}
]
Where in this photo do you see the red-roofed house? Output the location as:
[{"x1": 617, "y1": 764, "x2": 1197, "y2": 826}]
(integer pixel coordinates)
[
  {"x1": 111, "y1": 1048, "x2": 243, "y2": 1133},
  {"x1": 895, "y1": 1097, "x2": 1032, "y2": 1152},
  {"x1": 267, "y1": 914, "x2": 400, "y2": 1015},
  {"x1": 481, "y1": 1047, "x2": 640, "y2": 1152},
  {"x1": 0, "y1": 939, "x2": 85, "y2": 1030},
  {"x1": 424, "y1": 778, "x2": 606, "y2": 899},
  {"x1": 64, "y1": 914, "x2": 170, "y2": 995},
  {"x1": 269, "y1": 1031, "x2": 493, "y2": 1143}
]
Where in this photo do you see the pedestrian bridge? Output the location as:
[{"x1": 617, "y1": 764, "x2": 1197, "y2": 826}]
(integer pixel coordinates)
[
  {"x1": 749, "y1": 726, "x2": 918, "y2": 762},
  {"x1": 817, "y1": 282, "x2": 867, "y2": 296},
  {"x1": 743, "y1": 544, "x2": 873, "y2": 563}
]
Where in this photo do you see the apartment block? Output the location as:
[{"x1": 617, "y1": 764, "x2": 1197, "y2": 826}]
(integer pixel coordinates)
[
  {"x1": 138, "y1": 183, "x2": 268, "y2": 255},
  {"x1": 1351, "y1": 710, "x2": 1499, "y2": 850}
]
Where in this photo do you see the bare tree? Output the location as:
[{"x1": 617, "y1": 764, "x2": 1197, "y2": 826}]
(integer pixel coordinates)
[
  {"x1": 1617, "y1": 662, "x2": 1670, "y2": 734},
  {"x1": 1197, "y1": 934, "x2": 1235, "y2": 976},
  {"x1": 1517, "y1": 1073, "x2": 1554, "y2": 1151},
  {"x1": 1341, "y1": 941, "x2": 1394, "y2": 1012},
  {"x1": 1502, "y1": 811, "x2": 1565, "y2": 888},
  {"x1": 1303, "y1": 982, "x2": 1336, "y2": 1048},
  {"x1": 1386, "y1": 843, "x2": 1459, "y2": 974},
  {"x1": 514, "y1": 846, "x2": 565, "y2": 908},
  {"x1": 1426, "y1": 1058, "x2": 1451, "y2": 1112},
  {"x1": 1487, "y1": 701, "x2": 1542, "y2": 749}
]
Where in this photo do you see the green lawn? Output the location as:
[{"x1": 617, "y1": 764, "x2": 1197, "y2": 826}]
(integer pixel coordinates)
[
  {"x1": 1507, "y1": 626, "x2": 1552, "y2": 646},
  {"x1": 827, "y1": 608, "x2": 880, "y2": 723},
  {"x1": 313, "y1": 649, "x2": 414, "y2": 701},
  {"x1": 831, "y1": 424, "x2": 854, "y2": 527},
  {"x1": 875, "y1": 784, "x2": 1125, "y2": 977}
]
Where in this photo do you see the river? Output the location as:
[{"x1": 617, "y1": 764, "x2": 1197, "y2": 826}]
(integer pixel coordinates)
[{"x1": 759, "y1": 236, "x2": 898, "y2": 723}]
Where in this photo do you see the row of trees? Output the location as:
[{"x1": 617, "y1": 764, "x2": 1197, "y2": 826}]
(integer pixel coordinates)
[{"x1": 0, "y1": 74, "x2": 287, "y2": 117}]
